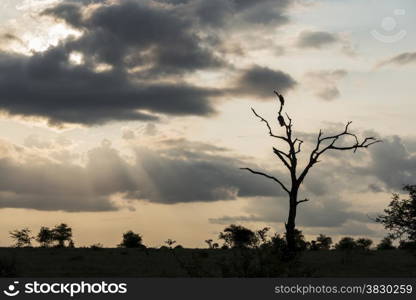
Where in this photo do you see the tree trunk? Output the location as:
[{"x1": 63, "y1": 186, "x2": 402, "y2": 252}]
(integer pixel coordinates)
[{"x1": 285, "y1": 190, "x2": 298, "y2": 253}]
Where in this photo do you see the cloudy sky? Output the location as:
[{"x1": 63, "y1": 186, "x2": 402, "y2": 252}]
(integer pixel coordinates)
[{"x1": 0, "y1": 0, "x2": 415, "y2": 247}]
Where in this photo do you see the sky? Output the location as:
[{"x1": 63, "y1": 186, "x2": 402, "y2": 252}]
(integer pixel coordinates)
[{"x1": 0, "y1": 0, "x2": 415, "y2": 248}]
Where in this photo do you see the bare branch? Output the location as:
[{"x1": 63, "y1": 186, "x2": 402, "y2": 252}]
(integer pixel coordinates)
[
  {"x1": 274, "y1": 90, "x2": 284, "y2": 115},
  {"x1": 294, "y1": 138, "x2": 303, "y2": 154},
  {"x1": 296, "y1": 198, "x2": 309, "y2": 205},
  {"x1": 251, "y1": 108, "x2": 288, "y2": 142},
  {"x1": 299, "y1": 122, "x2": 381, "y2": 185},
  {"x1": 240, "y1": 167, "x2": 290, "y2": 194},
  {"x1": 315, "y1": 122, "x2": 381, "y2": 156}
]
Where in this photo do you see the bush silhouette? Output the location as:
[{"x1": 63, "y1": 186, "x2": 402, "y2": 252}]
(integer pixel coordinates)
[
  {"x1": 271, "y1": 234, "x2": 287, "y2": 252},
  {"x1": 356, "y1": 238, "x2": 373, "y2": 250},
  {"x1": 165, "y1": 239, "x2": 176, "y2": 248},
  {"x1": 36, "y1": 227, "x2": 53, "y2": 248},
  {"x1": 376, "y1": 237, "x2": 395, "y2": 250},
  {"x1": 316, "y1": 234, "x2": 332, "y2": 250},
  {"x1": 335, "y1": 237, "x2": 357, "y2": 250},
  {"x1": 219, "y1": 225, "x2": 257, "y2": 248},
  {"x1": 9, "y1": 228, "x2": 32, "y2": 248},
  {"x1": 118, "y1": 231, "x2": 144, "y2": 248},
  {"x1": 52, "y1": 223, "x2": 73, "y2": 248},
  {"x1": 205, "y1": 239, "x2": 213, "y2": 249},
  {"x1": 90, "y1": 243, "x2": 103, "y2": 250}
]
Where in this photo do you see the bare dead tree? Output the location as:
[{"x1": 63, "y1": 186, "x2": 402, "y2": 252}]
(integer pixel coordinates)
[{"x1": 241, "y1": 91, "x2": 381, "y2": 253}]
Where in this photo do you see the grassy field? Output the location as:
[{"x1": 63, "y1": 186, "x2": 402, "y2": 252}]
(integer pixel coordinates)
[{"x1": 1, "y1": 247, "x2": 416, "y2": 277}]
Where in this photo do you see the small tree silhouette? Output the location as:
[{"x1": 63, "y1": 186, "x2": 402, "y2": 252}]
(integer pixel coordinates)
[
  {"x1": 205, "y1": 239, "x2": 214, "y2": 249},
  {"x1": 219, "y1": 224, "x2": 257, "y2": 248},
  {"x1": 256, "y1": 227, "x2": 271, "y2": 245},
  {"x1": 376, "y1": 185, "x2": 416, "y2": 242},
  {"x1": 316, "y1": 234, "x2": 332, "y2": 250},
  {"x1": 9, "y1": 228, "x2": 32, "y2": 248},
  {"x1": 242, "y1": 91, "x2": 381, "y2": 252},
  {"x1": 165, "y1": 239, "x2": 176, "y2": 248},
  {"x1": 52, "y1": 223, "x2": 72, "y2": 248},
  {"x1": 118, "y1": 230, "x2": 143, "y2": 248},
  {"x1": 356, "y1": 238, "x2": 373, "y2": 250},
  {"x1": 36, "y1": 227, "x2": 53, "y2": 248},
  {"x1": 376, "y1": 237, "x2": 395, "y2": 250},
  {"x1": 335, "y1": 237, "x2": 357, "y2": 250}
]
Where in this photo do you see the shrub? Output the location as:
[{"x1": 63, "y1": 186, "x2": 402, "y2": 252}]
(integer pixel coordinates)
[
  {"x1": 52, "y1": 224, "x2": 73, "y2": 248},
  {"x1": 165, "y1": 239, "x2": 176, "y2": 248},
  {"x1": 271, "y1": 234, "x2": 287, "y2": 252},
  {"x1": 356, "y1": 238, "x2": 373, "y2": 250},
  {"x1": 219, "y1": 225, "x2": 258, "y2": 248},
  {"x1": 316, "y1": 234, "x2": 332, "y2": 250},
  {"x1": 335, "y1": 237, "x2": 357, "y2": 250},
  {"x1": 118, "y1": 231, "x2": 143, "y2": 248},
  {"x1": 36, "y1": 227, "x2": 53, "y2": 248},
  {"x1": 9, "y1": 228, "x2": 32, "y2": 248},
  {"x1": 376, "y1": 237, "x2": 395, "y2": 250},
  {"x1": 90, "y1": 243, "x2": 104, "y2": 250}
]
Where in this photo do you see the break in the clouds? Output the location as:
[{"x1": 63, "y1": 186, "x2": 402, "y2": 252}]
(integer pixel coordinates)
[
  {"x1": 0, "y1": 0, "x2": 297, "y2": 126},
  {"x1": 304, "y1": 69, "x2": 347, "y2": 101}
]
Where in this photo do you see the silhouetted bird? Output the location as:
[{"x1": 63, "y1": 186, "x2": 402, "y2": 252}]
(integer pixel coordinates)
[
  {"x1": 274, "y1": 90, "x2": 285, "y2": 106},
  {"x1": 279, "y1": 94, "x2": 285, "y2": 106},
  {"x1": 278, "y1": 115, "x2": 285, "y2": 127}
]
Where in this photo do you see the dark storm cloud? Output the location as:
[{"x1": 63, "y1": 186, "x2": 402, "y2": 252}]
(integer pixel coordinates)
[
  {"x1": 44, "y1": 1, "x2": 223, "y2": 73},
  {"x1": 297, "y1": 30, "x2": 339, "y2": 49},
  {"x1": 161, "y1": 0, "x2": 293, "y2": 28},
  {"x1": 233, "y1": 65, "x2": 297, "y2": 98},
  {"x1": 0, "y1": 1, "x2": 225, "y2": 125},
  {"x1": 234, "y1": 0, "x2": 292, "y2": 26},
  {"x1": 42, "y1": 2, "x2": 84, "y2": 28},
  {"x1": 0, "y1": 138, "x2": 286, "y2": 211},
  {"x1": 0, "y1": 47, "x2": 220, "y2": 125},
  {"x1": 0, "y1": 0, "x2": 298, "y2": 125}
]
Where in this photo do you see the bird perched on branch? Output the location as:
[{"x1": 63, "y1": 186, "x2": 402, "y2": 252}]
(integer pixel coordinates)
[
  {"x1": 274, "y1": 90, "x2": 285, "y2": 106},
  {"x1": 278, "y1": 115, "x2": 285, "y2": 127}
]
